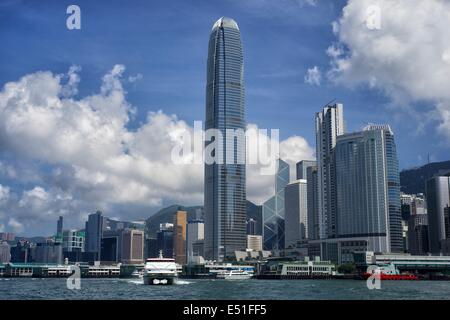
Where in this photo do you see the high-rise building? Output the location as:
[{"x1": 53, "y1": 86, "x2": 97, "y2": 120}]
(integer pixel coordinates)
[
  {"x1": 57, "y1": 216, "x2": 63, "y2": 237},
  {"x1": 157, "y1": 223, "x2": 174, "y2": 258},
  {"x1": 315, "y1": 103, "x2": 344, "y2": 239},
  {"x1": 408, "y1": 214, "x2": 429, "y2": 255},
  {"x1": 186, "y1": 220, "x2": 204, "y2": 261},
  {"x1": 121, "y1": 229, "x2": 144, "y2": 264},
  {"x1": 0, "y1": 241, "x2": 10, "y2": 263},
  {"x1": 173, "y1": 211, "x2": 187, "y2": 265},
  {"x1": 426, "y1": 173, "x2": 450, "y2": 254},
  {"x1": 10, "y1": 240, "x2": 33, "y2": 263},
  {"x1": 33, "y1": 242, "x2": 63, "y2": 264},
  {"x1": 284, "y1": 179, "x2": 308, "y2": 248},
  {"x1": 204, "y1": 17, "x2": 246, "y2": 261},
  {"x1": 334, "y1": 124, "x2": 403, "y2": 253},
  {"x1": 247, "y1": 235, "x2": 263, "y2": 251},
  {"x1": 306, "y1": 165, "x2": 319, "y2": 240},
  {"x1": 296, "y1": 160, "x2": 316, "y2": 180},
  {"x1": 84, "y1": 211, "x2": 104, "y2": 260},
  {"x1": 263, "y1": 159, "x2": 290, "y2": 251}
]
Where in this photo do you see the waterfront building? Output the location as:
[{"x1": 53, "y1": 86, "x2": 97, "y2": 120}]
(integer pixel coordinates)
[
  {"x1": 408, "y1": 214, "x2": 429, "y2": 255},
  {"x1": 334, "y1": 124, "x2": 403, "y2": 254},
  {"x1": 187, "y1": 220, "x2": 204, "y2": 261},
  {"x1": 247, "y1": 235, "x2": 263, "y2": 252},
  {"x1": 315, "y1": 103, "x2": 344, "y2": 239},
  {"x1": 0, "y1": 241, "x2": 10, "y2": 263},
  {"x1": 157, "y1": 223, "x2": 174, "y2": 258},
  {"x1": 121, "y1": 229, "x2": 144, "y2": 264},
  {"x1": 84, "y1": 211, "x2": 105, "y2": 260},
  {"x1": 173, "y1": 211, "x2": 187, "y2": 265},
  {"x1": 204, "y1": 17, "x2": 247, "y2": 261},
  {"x1": 101, "y1": 229, "x2": 121, "y2": 263},
  {"x1": 306, "y1": 165, "x2": 319, "y2": 240},
  {"x1": 263, "y1": 159, "x2": 290, "y2": 251},
  {"x1": 246, "y1": 218, "x2": 257, "y2": 235},
  {"x1": 145, "y1": 237, "x2": 158, "y2": 259},
  {"x1": 296, "y1": 160, "x2": 316, "y2": 180},
  {"x1": 10, "y1": 240, "x2": 33, "y2": 263},
  {"x1": 426, "y1": 173, "x2": 450, "y2": 254},
  {"x1": 192, "y1": 240, "x2": 204, "y2": 258},
  {"x1": 284, "y1": 179, "x2": 308, "y2": 248},
  {"x1": 33, "y1": 242, "x2": 63, "y2": 264}
]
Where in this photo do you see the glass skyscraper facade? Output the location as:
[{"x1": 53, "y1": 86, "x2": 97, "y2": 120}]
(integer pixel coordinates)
[
  {"x1": 204, "y1": 17, "x2": 246, "y2": 261},
  {"x1": 315, "y1": 103, "x2": 344, "y2": 239},
  {"x1": 334, "y1": 125, "x2": 403, "y2": 253},
  {"x1": 263, "y1": 159, "x2": 290, "y2": 251}
]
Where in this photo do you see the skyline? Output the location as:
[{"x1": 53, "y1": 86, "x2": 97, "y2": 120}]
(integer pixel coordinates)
[{"x1": 1, "y1": 0, "x2": 450, "y2": 236}]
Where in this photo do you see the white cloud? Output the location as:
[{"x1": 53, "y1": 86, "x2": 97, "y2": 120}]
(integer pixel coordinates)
[
  {"x1": 327, "y1": 0, "x2": 450, "y2": 140},
  {"x1": 0, "y1": 66, "x2": 314, "y2": 235},
  {"x1": 304, "y1": 66, "x2": 321, "y2": 86}
]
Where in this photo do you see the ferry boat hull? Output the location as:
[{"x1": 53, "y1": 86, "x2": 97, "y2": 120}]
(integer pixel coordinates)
[{"x1": 362, "y1": 273, "x2": 418, "y2": 280}]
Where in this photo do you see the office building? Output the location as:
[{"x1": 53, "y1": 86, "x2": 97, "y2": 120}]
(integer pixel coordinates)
[
  {"x1": 334, "y1": 124, "x2": 403, "y2": 253},
  {"x1": 246, "y1": 218, "x2": 257, "y2": 235},
  {"x1": 10, "y1": 240, "x2": 33, "y2": 263},
  {"x1": 204, "y1": 17, "x2": 247, "y2": 261},
  {"x1": 33, "y1": 242, "x2": 63, "y2": 264},
  {"x1": 84, "y1": 211, "x2": 105, "y2": 260},
  {"x1": 315, "y1": 103, "x2": 344, "y2": 239},
  {"x1": 0, "y1": 241, "x2": 10, "y2": 263},
  {"x1": 426, "y1": 173, "x2": 450, "y2": 254},
  {"x1": 145, "y1": 237, "x2": 158, "y2": 259},
  {"x1": 173, "y1": 210, "x2": 187, "y2": 265},
  {"x1": 306, "y1": 165, "x2": 319, "y2": 240},
  {"x1": 157, "y1": 223, "x2": 174, "y2": 258},
  {"x1": 296, "y1": 160, "x2": 316, "y2": 180},
  {"x1": 57, "y1": 216, "x2": 63, "y2": 237},
  {"x1": 263, "y1": 159, "x2": 290, "y2": 251},
  {"x1": 408, "y1": 214, "x2": 429, "y2": 255},
  {"x1": 121, "y1": 229, "x2": 144, "y2": 264},
  {"x1": 186, "y1": 220, "x2": 204, "y2": 260},
  {"x1": 284, "y1": 179, "x2": 308, "y2": 248},
  {"x1": 247, "y1": 235, "x2": 263, "y2": 252}
]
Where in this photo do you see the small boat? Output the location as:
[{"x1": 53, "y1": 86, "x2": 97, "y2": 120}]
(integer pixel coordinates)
[
  {"x1": 362, "y1": 263, "x2": 418, "y2": 280},
  {"x1": 216, "y1": 269, "x2": 254, "y2": 280},
  {"x1": 143, "y1": 251, "x2": 178, "y2": 285}
]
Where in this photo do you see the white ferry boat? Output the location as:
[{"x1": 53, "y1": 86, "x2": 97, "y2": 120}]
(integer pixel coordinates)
[
  {"x1": 143, "y1": 251, "x2": 178, "y2": 285},
  {"x1": 216, "y1": 269, "x2": 254, "y2": 280}
]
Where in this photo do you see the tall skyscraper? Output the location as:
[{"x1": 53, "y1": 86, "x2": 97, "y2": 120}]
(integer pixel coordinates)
[
  {"x1": 306, "y1": 165, "x2": 319, "y2": 240},
  {"x1": 157, "y1": 223, "x2": 174, "y2": 258},
  {"x1": 335, "y1": 124, "x2": 403, "y2": 253},
  {"x1": 173, "y1": 210, "x2": 187, "y2": 264},
  {"x1": 284, "y1": 179, "x2": 308, "y2": 248},
  {"x1": 121, "y1": 229, "x2": 144, "y2": 264},
  {"x1": 263, "y1": 159, "x2": 290, "y2": 251},
  {"x1": 204, "y1": 17, "x2": 246, "y2": 261},
  {"x1": 426, "y1": 173, "x2": 450, "y2": 254},
  {"x1": 84, "y1": 211, "x2": 104, "y2": 261},
  {"x1": 315, "y1": 103, "x2": 344, "y2": 239},
  {"x1": 296, "y1": 160, "x2": 316, "y2": 180},
  {"x1": 57, "y1": 216, "x2": 63, "y2": 237}
]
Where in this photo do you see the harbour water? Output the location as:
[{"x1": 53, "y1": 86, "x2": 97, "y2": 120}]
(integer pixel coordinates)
[{"x1": 1, "y1": 278, "x2": 450, "y2": 300}]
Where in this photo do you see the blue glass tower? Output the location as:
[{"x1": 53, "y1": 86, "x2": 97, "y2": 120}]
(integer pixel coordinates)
[
  {"x1": 263, "y1": 159, "x2": 290, "y2": 251},
  {"x1": 204, "y1": 17, "x2": 246, "y2": 261}
]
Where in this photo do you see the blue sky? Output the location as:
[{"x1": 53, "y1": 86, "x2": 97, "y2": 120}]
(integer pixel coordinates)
[
  {"x1": 0, "y1": 0, "x2": 449, "y2": 235},
  {"x1": 1, "y1": 0, "x2": 444, "y2": 168}
]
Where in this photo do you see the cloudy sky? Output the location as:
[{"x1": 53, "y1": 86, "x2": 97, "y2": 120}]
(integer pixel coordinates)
[{"x1": 0, "y1": 0, "x2": 449, "y2": 236}]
